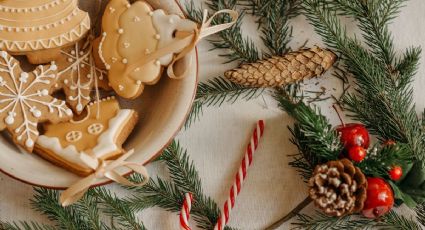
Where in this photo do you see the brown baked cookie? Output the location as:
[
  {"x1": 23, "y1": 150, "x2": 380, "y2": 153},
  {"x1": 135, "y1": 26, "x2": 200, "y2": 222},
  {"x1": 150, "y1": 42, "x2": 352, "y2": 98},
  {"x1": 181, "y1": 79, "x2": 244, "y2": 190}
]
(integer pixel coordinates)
[
  {"x1": 54, "y1": 37, "x2": 110, "y2": 114},
  {"x1": 0, "y1": 0, "x2": 90, "y2": 64},
  {"x1": 97, "y1": 0, "x2": 197, "y2": 99},
  {"x1": 34, "y1": 97, "x2": 138, "y2": 176},
  {"x1": 0, "y1": 51, "x2": 73, "y2": 152}
]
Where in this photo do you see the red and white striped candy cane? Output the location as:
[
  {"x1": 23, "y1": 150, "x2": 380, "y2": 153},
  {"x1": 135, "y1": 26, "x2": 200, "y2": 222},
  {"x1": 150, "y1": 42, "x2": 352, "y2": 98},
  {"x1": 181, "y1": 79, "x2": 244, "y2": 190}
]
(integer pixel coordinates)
[
  {"x1": 214, "y1": 120, "x2": 265, "y2": 230},
  {"x1": 180, "y1": 193, "x2": 194, "y2": 230}
]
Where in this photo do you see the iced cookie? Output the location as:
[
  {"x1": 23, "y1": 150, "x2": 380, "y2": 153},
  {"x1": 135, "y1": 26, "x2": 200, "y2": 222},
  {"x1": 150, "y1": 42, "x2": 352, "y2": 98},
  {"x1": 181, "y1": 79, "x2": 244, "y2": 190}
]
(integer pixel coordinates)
[
  {"x1": 0, "y1": 0, "x2": 90, "y2": 64},
  {"x1": 97, "y1": 0, "x2": 197, "y2": 99},
  {"x1": 34, "y1": 97, "x2": 138, "y2": 176},
  {"x1": 0, "y1": 51, "x2": 73, "y2": 152},
  {"x1": 54, "y1": 37, "x2": 110, "y2": 114}
]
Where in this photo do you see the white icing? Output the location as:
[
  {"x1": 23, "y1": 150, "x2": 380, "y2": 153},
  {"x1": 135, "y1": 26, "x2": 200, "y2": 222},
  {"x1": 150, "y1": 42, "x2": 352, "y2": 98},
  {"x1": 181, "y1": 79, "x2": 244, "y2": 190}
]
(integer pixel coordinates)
[
  {"x1": 36, "y1": 109, "x2": 134, "y2": 168},
  {"x1": 0, "y1": 0, "x2": 90, "y2": 52},
  {"x1": 151, "y1": 9, "x2": 197, "y2": 65},
  {"x1": 65, "y1": 131, "x2": 82, "y2": 142},
  {"x1": 58, "y1": 41, "x2": 107, "y2": 112},
  {"x1": 88, "y1": 123, "x2": 104, "y2": 135},
  {"x1": 0, "y1": 52, "x2": 71, "y2": 148}
]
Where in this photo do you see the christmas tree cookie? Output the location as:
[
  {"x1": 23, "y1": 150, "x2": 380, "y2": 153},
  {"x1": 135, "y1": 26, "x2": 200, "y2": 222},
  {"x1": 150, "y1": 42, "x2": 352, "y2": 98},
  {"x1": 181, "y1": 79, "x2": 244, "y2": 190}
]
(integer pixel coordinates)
[
  {"x1": 97, "y1": 0, "x2": 197, "y2": 99},
  {"x1": 0, "y1": 0, "x2": 90, "y2": 64},
  {"x1": 0, "y1": 51, "x2": 73, "y2": 152},
  {"x1": 34, "y1": 97, "x2": 138, "y2": 176},
  {"x1": 54, "y1": 37, "x2": 110, "y2": 114}
]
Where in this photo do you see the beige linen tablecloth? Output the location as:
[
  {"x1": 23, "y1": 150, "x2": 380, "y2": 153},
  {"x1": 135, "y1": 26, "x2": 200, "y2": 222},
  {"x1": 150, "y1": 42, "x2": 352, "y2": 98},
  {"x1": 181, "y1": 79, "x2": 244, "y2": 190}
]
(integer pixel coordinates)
[{"x1": 1, "y1": 0, "x2": 425, "y2": 229}]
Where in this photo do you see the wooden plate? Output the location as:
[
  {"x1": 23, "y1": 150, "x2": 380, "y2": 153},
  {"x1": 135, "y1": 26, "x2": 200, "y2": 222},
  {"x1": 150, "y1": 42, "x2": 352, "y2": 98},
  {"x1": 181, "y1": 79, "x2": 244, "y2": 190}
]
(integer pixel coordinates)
[{"x1": 0, "y1": 0, "x2": 198, "y2": 189}]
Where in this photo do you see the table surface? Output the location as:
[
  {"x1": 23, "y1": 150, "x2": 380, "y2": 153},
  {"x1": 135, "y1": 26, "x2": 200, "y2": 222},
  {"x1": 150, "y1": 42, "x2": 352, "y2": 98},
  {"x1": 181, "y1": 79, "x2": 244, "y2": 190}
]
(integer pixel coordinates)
[{"x1": 1, "y1": 0, "x2": 425, "y2": 229}]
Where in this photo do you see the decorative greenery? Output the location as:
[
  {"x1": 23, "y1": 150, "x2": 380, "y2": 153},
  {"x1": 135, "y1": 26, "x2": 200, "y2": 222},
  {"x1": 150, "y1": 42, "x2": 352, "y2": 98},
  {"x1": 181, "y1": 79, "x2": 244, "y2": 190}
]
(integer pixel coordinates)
[
  {"x1": 0, "y1": 141, "x2": 237, "y2": 230},
  {"x1": 274, "y1": 87, "x2": 342, "y2": 181},
  {"x1": 270, "y1": 0, "x2": 425, "y2": 228},
  {"x1": 292, "y1": 210, "x2": 421, "y2": 230}
]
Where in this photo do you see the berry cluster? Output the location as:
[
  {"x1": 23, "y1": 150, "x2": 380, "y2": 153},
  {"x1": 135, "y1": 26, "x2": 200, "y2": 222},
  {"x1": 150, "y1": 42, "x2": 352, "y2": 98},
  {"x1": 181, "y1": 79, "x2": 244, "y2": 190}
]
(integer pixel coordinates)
[{"x1": 336, "y1": 123, "x2": 403, "y2": 218}]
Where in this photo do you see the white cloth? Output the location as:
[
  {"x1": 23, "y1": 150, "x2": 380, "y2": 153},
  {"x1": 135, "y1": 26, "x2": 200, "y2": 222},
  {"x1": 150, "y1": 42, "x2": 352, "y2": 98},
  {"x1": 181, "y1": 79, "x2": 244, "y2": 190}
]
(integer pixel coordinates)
[{"x1": 1, "y1": 0, "x2": 425, "y2": 229}]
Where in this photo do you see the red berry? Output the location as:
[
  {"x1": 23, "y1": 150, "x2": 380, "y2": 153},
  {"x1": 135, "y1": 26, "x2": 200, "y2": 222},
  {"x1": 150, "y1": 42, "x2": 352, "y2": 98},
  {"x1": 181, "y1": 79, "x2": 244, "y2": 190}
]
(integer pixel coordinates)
[
  {"x1": 348, "y1": 146, "x2": 367, "y2": 162},
  {"x1": 362, "y1": 178, "x2": 394, "y2": 219},
  {"x1": 336, "y1": 123, "x2": 370, "y2": 148},
  {"x1": 389, "y1": 166, "x2": 403, "y2": 181}
]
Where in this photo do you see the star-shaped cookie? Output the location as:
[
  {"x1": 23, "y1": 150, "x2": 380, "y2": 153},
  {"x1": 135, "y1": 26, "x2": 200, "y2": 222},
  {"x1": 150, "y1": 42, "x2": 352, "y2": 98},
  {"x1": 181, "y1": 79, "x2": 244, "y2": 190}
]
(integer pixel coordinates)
[{"x1": 0, "y1": 51, "x2": 73, "y2": 152}]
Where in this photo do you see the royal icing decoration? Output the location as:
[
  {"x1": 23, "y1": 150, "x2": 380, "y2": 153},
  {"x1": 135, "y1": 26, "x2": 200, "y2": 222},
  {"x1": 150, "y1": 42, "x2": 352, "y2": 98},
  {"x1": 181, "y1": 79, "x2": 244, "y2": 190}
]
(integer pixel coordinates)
[
  {"x1": 0, "y1": 51, "x2": 73, "y2": 152},
  {"x1": 0, "y1": 0, "x2": 90, "y2": 53},
  {"x1": 98, "y1": 0, "x2": 197, "y2": 99},
  {"x1": 35, "y1": 97, "x2": 138, "y2": 176},
  {"x1": 55, "y1": 37, "x2": 110, "y2": 114}
]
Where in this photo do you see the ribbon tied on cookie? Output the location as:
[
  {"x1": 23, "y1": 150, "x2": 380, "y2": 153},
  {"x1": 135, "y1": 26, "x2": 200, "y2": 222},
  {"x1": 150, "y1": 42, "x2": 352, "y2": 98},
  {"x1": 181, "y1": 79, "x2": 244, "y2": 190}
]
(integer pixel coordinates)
[
  {"x1": 60, "y1": 149, "x2": 149, "y2": 206},
  {"x1": 97, "y1": 0, "x2": 239, "y2": 99}
]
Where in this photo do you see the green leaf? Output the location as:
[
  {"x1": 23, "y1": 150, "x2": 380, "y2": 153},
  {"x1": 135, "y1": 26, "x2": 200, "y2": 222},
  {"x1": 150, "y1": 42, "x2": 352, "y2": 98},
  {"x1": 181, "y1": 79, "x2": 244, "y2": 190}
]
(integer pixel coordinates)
[{"x1": 389, "y1": 181, "x2": 417, "y2": 208}]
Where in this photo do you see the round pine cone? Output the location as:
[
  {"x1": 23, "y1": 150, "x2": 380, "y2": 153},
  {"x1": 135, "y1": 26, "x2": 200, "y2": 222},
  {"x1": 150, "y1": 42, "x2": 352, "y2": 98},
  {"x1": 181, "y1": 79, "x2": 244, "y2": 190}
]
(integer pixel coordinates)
[
  {"x1": 308, "y1": 159, "x2": 367, "y2": 217},
  {"x1": 224, "y1": 46, "x2": 337, "y2": 88}
]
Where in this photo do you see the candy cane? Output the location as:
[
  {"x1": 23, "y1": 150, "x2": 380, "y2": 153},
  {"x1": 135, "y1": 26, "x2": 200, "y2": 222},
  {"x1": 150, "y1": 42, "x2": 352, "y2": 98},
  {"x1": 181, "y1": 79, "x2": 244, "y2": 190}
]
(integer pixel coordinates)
[
  {"x1": 214, "y1": 120, "x2": 265, "y2": 230},
  {"x1": 180, "y1": 193, "x2": 194, "y2": 230}
]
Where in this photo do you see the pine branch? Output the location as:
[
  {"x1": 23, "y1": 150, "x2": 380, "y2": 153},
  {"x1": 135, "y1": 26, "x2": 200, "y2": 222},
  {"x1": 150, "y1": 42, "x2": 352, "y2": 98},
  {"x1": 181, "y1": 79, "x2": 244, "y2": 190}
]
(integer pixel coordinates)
[
  {"x1": 90, "y1": 187, "x2": 146, "y2": 230},
  {"x1": 302, "y1": 0, "x2": 425, "y2": 166},
  {"x1": 239, "y1": 0, "x2": 302, "y2": 55},
  {"x1": 292, "y1": 212, "x2": 373, "y2": 230},
  {"x1": 357, "y1": 144, "x2": 412, "y2": 178},
  {"x1": 292, "y1": 210, "x2": 421, "y2": 230},
  {"x1": 0, "y1": 221, "x2": 55, "y2": 230},
  {"x1": 126, "y1": 141, "x2": 236, "y2": 230},
  {"x1": 415, "y1": 202, "x2": 425, "y2": 227},
  {"x1": 185, "y1": 76, "x2": 263, "y2": 128},
  {"x1": 73, "y1": 191, "x2": 107, "y2": 230},
  {"x1": 274, "y1": 87, "x2": 342, "y2": 180},
  {"x1": 30, "y1": 188, "x2": 90, "y2": 230},
  {"x1": 327, "y1": 0, "x2": 406, "y2": 66},
  {"x1": 185, "y1": 0, "x2": 259, "y2": 63}
]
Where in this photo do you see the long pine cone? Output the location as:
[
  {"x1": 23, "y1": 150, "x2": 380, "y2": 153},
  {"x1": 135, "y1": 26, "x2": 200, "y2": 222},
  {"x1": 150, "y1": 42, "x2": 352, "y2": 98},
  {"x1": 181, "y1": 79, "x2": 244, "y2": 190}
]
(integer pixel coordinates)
[{"x1": 225, "y1": 47, "x2": 337, "y2": 87}]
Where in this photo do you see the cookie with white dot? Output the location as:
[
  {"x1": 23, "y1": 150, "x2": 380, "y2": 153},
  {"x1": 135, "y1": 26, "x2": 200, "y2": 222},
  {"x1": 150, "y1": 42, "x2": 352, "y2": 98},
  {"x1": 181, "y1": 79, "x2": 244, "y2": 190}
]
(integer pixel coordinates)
[
  {"x1": 0, "y1": 0, "x2": 90, "y2": 64},
  {"x1": 0, "y1": 51, "x2": 73, "y2": 152},
  {"x1": 97, "y1": 0, "x2": 197, "y2": 99},
  {"x1": 34, "y1": 97, "x2": 138, "y2": 176},
  {"x1": 53, "y1": 37, "x2": 111, "y2": 114}
]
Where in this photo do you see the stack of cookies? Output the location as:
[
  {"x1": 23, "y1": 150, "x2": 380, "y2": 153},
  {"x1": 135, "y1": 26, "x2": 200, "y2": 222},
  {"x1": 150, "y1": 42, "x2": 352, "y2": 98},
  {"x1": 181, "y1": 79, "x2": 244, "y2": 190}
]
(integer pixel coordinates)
[{"x1": 0, "y1": 0, "x2": 201, "y2": 176}]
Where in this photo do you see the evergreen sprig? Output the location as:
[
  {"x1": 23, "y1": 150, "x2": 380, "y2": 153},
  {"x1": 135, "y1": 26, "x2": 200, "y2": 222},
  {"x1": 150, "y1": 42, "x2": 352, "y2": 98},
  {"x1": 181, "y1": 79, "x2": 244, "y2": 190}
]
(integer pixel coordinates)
[
  {"x1": 274, "y1": 87, "x2": 342, "y2": 181},
  {"x1": 292, "y1": 211, "x2": 421, "y2": 230},
  {"x1": 302, "y1": 0, "x2": 425, "y2": 165},
  {"x1": 186, "y1": 77, "x2": 263, "y2": 127},
  {"x1": 239, "y1": 0, "x2": 302, "y2": 55},
  {"x1": 125, "y1": 141, "x2": 235, "y2": 230},
  {"x1": 0, "y1": 221, "x2": 55, "y2": 230}
]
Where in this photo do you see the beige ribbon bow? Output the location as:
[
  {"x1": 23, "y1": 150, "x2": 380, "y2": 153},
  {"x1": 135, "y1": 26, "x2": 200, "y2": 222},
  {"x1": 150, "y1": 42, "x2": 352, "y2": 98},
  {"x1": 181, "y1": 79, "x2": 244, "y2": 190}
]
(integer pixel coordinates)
[
  {"x1": 60, "y1": 149, "x2": 149, "y2": 206},
  {"x1": 125, "y1": 9, "x2": 239, "y2": 79}
]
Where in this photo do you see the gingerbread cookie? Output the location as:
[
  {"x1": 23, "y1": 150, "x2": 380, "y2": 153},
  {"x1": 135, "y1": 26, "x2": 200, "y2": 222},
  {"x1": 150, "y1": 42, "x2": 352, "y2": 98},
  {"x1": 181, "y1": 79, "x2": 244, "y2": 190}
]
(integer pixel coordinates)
[
  {"x1": 54, "y1": 37, "x2": 110, "y2": 114},
  {"x1": 0, "y1": 0, "x2": 90, "y2": 64},
  {"x1": 0, "y1": 51, "x2": 73, "y2": 152},
  {"x1": 34, "y1": 97, "x2": 138, "y2": 176},
  {"x1": 97, "y1": 0, "x2": 197, "y2": 99}
]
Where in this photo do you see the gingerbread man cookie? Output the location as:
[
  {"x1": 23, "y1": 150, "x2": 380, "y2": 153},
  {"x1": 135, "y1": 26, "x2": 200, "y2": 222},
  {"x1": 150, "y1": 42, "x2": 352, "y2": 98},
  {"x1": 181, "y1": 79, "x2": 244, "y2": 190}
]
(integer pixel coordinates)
[
  {"x1": 97, "y1": 0, "x2": 197, "y2": 99},
  {"x1": 34, "y1": 97, "x2": 138, "y2": 176},
  {"x1": 0, "y1": 0, "x2": 90, "y2": 64},
  {"x1": 54, "y1": 37, "x2": 110, "y2": 114},
  {"x1": 0, "y1": 51, "x2": 73, "y2": 152}
]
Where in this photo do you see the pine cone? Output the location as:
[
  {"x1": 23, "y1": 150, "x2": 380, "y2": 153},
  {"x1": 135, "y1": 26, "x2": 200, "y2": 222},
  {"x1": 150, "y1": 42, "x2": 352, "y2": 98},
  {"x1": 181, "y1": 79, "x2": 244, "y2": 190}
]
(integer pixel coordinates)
[
  {"x1": 308, "y1": 159, "x2": 367, "y2": 217},
  {"x1": 224, "y1": 46, "x2": 337, "y2": 87}
]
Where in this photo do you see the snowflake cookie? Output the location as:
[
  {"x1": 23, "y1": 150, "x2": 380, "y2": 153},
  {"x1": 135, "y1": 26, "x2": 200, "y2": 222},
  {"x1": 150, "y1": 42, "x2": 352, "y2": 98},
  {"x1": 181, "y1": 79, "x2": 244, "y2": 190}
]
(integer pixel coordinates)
[
  {"x1": 0, "y1": 51, "x2": 73, "y2": 152},
  {"x1": 34, "y1": 97, "x2": 138, "y2": 176},
  {"x1": 55, "y1": 37, "x2": 110, "y2": 114},
  {"x1": 97, "y1": 0, "x2": 197, "y2": 99}
]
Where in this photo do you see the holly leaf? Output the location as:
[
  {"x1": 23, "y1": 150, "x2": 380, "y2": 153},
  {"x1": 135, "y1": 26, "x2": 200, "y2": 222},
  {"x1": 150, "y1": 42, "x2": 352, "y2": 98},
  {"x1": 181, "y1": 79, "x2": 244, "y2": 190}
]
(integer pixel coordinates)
[{"x1": 389, "y1": 181, "x2": 417, "y2": 208}]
